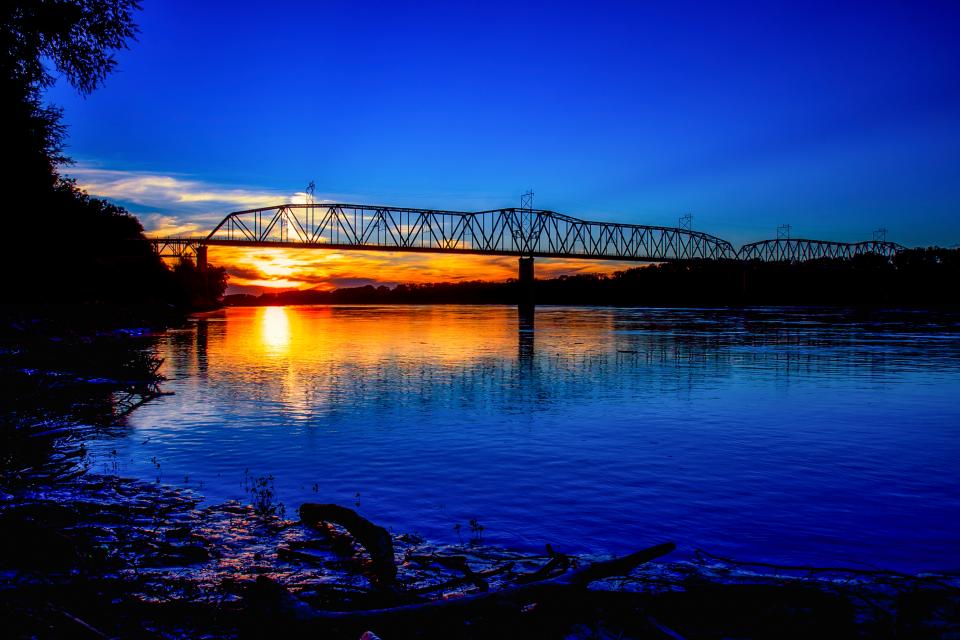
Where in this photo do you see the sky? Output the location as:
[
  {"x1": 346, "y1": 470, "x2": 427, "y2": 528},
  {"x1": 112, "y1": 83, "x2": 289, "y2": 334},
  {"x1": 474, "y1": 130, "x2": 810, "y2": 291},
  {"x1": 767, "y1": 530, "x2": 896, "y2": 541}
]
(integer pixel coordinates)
[{"x1": 48, "y1": 0, "x2": 960, "y2": 292}]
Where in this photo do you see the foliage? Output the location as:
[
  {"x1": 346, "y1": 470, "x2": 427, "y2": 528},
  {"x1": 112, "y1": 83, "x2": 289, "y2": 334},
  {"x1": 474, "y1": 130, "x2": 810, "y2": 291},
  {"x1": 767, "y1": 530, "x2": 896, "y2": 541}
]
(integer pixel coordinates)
[
  {"x1": 468, "y1": 518, "x2": 485, "y2": 544},
  {"x1": 1, "y1": 0, "x2": 140, "y2": 92},
  {"x1": 171, "y1": 259, "x2": 229, "y2": 311},
  {"x1": 1, "y1": 1, "x2": 140, "y2": 194},
  {"x1": 1, "y1": 1, "x2": 227, "y2": 309},
  {"x1": 242, "y1": 469, "x2": 286, "y2": 518}
]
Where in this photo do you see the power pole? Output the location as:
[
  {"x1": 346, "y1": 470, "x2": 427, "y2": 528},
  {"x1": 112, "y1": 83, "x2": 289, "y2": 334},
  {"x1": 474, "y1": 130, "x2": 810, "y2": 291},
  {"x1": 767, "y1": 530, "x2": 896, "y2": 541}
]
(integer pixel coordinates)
[
  {"x1": 517, "y1": 190, "x2": 536, "y2": 305},
  {"x1": 520, "y1": 190, "x2": 534, "y2": 211},
  {"x1": 306, "y1": 180, "x2": 316, "y2": 230},
  {"x1": 518, "y1": 190, "x2": 534, "y2": 252}
]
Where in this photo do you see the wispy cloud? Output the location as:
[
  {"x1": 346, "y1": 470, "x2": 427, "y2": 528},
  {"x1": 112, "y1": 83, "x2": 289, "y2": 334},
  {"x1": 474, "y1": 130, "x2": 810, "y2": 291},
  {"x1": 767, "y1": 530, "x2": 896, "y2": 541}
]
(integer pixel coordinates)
[
  {"x1": 63, "y1": 165, "x2": 326, "y2": 235},
  {"x1": 68, "y1": 167, "x2": 291, "y2": 209}
]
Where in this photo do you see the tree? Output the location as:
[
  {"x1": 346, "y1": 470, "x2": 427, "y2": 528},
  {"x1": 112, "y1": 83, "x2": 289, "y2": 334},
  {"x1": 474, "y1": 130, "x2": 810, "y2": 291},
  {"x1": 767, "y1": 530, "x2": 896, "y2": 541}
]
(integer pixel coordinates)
[
  {"x1": 1, "y1": 1, "x2": 140, "y2": 198},
  {"x1": 1, "y1": 2, "x2": 229, "y2": 309}
]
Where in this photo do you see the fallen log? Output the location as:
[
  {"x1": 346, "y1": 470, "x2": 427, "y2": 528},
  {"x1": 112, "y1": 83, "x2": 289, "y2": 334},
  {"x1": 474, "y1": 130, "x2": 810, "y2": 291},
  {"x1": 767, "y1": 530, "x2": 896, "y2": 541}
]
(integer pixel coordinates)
[
  {"x1": 514, "y1": 544, "x2": 570, "y2": 584},
  {"x1": 248, "y1": 539, "x2": 676, "y2": 634},
  {"x1": 299, "y1": 503, "x2": 397, "y2": 585},
  {"x1": 407, "y1": 561, "x2": 514, "y2": 596}
]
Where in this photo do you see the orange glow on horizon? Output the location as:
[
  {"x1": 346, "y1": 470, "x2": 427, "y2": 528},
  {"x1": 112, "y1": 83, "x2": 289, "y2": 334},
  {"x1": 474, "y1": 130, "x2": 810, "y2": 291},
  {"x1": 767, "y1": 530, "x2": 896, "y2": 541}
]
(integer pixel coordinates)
[{"x1": 209, "y1": 246, "x2": 637, "y2": 294}]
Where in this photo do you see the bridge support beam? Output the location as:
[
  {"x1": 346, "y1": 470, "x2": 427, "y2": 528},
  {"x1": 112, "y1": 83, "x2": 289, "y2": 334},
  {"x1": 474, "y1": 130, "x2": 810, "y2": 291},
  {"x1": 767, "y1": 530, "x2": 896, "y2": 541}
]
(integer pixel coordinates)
[
  {"x1": 196, "y1": 245, "x2": 208, "y2": 271},
  {"x1": 518, "y1": 256, "x2": 535, "y2": 306}
]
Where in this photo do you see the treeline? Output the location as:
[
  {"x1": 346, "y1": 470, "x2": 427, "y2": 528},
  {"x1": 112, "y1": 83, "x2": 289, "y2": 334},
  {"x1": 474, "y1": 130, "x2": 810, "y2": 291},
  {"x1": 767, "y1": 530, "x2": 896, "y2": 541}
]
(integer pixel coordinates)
[
  {"x1": 7, "y1": 180, "x2": 227, "y2": 309},
  {"x1": 225, "y1": 248, "x2": 960, "y2": 307},
  {"x1": 1, "y1": 1, "x2": 227, "y2": 312}
]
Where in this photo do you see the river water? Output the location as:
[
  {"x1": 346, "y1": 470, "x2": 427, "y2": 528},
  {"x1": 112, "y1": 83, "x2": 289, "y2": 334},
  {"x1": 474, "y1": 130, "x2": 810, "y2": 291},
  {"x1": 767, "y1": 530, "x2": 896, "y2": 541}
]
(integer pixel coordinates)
[{"x1": 92, "y1": 305, "x2": 960, "y2": 572}]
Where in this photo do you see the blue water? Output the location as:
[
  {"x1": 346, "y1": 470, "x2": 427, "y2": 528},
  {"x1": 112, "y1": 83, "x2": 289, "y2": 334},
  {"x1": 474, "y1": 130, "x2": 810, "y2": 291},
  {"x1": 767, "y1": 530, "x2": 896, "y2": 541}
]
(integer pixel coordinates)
[{"x1": 93, "y1": 306, "x2": 960, "y2": 572}]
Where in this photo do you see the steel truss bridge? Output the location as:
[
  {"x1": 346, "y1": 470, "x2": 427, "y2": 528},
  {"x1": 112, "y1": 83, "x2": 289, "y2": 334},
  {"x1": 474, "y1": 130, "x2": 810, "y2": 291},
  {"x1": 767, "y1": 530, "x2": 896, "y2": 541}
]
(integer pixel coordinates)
[
  {"x1": 738, "y1": 238, "x2": 903, "y2": 261},
  {"x1": 150, "y1": 203, "x2": 904, "y2": 267}
]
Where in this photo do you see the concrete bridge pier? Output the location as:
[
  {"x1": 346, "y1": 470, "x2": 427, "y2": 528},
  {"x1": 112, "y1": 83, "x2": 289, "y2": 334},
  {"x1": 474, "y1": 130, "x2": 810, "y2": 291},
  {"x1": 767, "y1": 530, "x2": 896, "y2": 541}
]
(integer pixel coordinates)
[
  {"x1": 196, "y1": 245, "x2": 208, "y2": 271},
  {"x1": 518, "y1": 256, "x2": 535, "y2": 306}
]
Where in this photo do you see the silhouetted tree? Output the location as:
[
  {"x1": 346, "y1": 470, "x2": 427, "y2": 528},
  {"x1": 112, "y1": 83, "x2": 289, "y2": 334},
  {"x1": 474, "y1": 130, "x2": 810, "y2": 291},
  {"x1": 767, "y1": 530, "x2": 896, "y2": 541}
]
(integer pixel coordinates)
[
  {"x1": 1, "y1": 1, "x2": 140, "y2": 200},
  {"x1": 1, "y1": 2, "x2": 228, "y2": 309},
  {"x1": 171, "y1": 259, "x2": 228, "y2": 310}
]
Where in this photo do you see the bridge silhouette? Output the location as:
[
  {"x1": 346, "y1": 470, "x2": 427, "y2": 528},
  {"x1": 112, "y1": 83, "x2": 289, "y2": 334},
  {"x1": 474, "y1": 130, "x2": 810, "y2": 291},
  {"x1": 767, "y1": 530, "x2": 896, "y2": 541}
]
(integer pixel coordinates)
[{"x1": 150, "y1": 203, "x2": 904, "y2": 281}]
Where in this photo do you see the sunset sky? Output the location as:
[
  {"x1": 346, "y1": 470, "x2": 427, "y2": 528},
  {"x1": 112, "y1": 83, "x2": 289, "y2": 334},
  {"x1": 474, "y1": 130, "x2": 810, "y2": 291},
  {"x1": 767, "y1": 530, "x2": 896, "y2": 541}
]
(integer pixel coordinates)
[{"x1": 48, "y1": 1, "x2": 960, "y2": 292}]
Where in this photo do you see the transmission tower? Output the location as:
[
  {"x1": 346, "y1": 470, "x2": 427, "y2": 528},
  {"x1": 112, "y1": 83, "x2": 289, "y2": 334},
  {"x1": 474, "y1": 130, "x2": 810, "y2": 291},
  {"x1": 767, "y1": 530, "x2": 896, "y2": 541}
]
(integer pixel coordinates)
[
  {"x1": 520, "y1": 190, "x2": 534, "y2": 211},
  {"x1": 306, "y1": 180, "x2": 316, "y2": 230},
  {"x1": 516, "y1": 190, "x2": 535, "y2": 252},
  {"x1": 777, "y1": 224, "x2": 792, "y2": 240},
  {"x1": 873, "y1": 227, "x2": 888, "y2": 242},
  {"x1": 679, "y1": 213, "x2": 692, "y2": 231}
]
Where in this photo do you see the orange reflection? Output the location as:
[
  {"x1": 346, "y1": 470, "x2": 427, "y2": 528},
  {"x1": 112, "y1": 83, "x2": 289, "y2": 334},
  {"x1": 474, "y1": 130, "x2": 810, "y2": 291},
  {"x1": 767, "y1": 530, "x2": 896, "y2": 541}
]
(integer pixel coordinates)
[
  {"x1": 233, "y1": 305, "x2": 519, "y2": 366},
  {"x1": 259, "y1": 306, "x2": 291, "y2": 355},
  {"x1": 173, "y1": 306, "x2": 621, "y2": 421}
]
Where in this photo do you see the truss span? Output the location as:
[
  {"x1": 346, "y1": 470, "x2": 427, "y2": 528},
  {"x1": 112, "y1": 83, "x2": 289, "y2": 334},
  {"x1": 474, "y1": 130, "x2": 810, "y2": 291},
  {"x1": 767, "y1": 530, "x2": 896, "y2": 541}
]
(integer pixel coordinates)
[
  {"x1": 149, "y1": 203, "x2": 908, "y2": 265},
  {"x1": 737, "y1": 238, "x2": 904, "y2": 262},
  {"x1": 151, "y1": 237, "x2": 205, "y2": 259},
  {"x1": 189, "y1": 203, "x2": 737, "y2": 262}
]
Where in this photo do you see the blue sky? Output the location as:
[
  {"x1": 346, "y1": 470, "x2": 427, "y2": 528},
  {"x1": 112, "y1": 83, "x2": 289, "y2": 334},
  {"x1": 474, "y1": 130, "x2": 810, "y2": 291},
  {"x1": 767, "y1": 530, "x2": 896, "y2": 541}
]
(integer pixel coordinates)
[{"x1": 50, "y1": 0, "x2": 960, "y2": 254}]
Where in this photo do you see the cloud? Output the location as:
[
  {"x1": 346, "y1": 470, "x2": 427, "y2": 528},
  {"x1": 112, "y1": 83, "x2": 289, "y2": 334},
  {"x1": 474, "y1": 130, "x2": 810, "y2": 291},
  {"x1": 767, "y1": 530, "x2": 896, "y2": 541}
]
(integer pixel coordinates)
[
  {"x1": 63, "y1": 165, "x2": 327, "y2": 237},
  {"x1": 66, "y1": 166, "x2": 356, "y2": 239},
  {"x1": 68, "y1": 167, "x2": 289, "y2": 210},
  {"x1": 138, "y1": 213, "x2": 205, "y2": 236}
]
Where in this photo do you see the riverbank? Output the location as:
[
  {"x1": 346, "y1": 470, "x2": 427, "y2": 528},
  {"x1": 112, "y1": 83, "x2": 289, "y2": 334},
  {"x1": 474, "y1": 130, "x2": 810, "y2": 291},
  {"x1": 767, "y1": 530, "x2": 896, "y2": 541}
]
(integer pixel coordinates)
[
  {"x1": 223, "y1": 249, "x2": 960, "y2": 308},
  {"x1": 2, "y1": 308, "x2": 958, "y2": 638},
  {"x1": 3, "y1": 475, "x2": 957, "y2": 638}
]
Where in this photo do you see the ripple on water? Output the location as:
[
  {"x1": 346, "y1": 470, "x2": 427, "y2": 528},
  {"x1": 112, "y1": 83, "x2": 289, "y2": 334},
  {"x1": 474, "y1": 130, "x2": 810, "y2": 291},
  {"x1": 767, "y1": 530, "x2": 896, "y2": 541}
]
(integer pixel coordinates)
[{"x1": 90, "y1": 306, "x2": 960, "y2": 573}]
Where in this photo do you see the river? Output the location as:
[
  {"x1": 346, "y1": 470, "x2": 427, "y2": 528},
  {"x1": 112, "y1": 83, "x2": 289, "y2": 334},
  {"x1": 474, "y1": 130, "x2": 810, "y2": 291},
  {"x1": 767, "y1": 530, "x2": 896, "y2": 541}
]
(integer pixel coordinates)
[{"x1": 91, "y1": 305, "x2": 960, "y2": 572}]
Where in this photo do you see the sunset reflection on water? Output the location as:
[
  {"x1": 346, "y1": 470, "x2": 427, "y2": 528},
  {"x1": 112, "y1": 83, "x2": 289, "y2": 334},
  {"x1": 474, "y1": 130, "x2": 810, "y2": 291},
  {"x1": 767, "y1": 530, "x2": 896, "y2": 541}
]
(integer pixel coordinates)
[
  {"x1": 223, "y1": 304, "x2": 560, "y2": 368},
  {"x1": 95, "y1": 305, "x2": 960, "y2": 573},
  {"x1": 259, "y1": 307, "x2": 291, "y2": 356}
]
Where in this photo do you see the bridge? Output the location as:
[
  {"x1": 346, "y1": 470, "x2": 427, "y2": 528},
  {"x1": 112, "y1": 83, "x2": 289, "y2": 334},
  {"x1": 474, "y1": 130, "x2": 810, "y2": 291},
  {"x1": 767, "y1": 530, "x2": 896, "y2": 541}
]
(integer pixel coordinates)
[
  {"x1": 150, "y1": 203, "x2": 905, "y2": 282},
  {"x1": 737, "y1": 238, "x2": 903, "y2": 261}
]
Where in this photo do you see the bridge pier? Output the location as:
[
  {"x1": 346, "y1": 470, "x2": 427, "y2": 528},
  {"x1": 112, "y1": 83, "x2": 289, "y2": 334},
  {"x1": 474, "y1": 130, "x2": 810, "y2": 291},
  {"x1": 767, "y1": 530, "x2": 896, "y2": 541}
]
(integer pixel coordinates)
[
  {"x1": 518, "y1": 256, "x2": 535, "y2": 306},
  {"x1": 518, "y1": 303, "x2": 535, "y2": 367},
  {"x1": 196, "y1": 245, "x2": 208, "y2": 271}
]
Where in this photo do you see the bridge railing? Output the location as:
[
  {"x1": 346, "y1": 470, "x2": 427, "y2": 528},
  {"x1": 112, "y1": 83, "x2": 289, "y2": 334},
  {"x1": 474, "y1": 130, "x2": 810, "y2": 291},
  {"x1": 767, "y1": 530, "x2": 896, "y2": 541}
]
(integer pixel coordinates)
[{"x1": 201, "y1": 203, "x2": 737, "y2": 262}]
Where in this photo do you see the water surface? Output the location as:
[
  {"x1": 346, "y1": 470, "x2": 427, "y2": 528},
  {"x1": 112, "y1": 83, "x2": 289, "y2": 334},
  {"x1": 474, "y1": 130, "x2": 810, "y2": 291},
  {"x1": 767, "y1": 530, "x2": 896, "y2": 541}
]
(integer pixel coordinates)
[{"x1": 93, "y1": 305, "x2": 960, "y2": 572}]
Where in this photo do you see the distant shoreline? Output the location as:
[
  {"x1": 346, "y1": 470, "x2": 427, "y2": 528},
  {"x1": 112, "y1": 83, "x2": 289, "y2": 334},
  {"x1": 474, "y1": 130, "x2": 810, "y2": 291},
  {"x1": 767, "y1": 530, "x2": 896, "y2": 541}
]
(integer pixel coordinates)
[{"x1": 223, "y1": 250, "x2": 960, "y2": 308}]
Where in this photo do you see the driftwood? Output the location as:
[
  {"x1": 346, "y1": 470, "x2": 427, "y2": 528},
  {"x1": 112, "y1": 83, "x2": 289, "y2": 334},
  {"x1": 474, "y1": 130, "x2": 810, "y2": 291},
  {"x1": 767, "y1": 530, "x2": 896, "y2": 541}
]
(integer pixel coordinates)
[
  {"x1": 299, "y1": 503, "x2": 397, "y2": 585},
  {"x1": 408, "y1": 554, "x2": 495, "y2": 592},
  {"x1": 407, "y1": 560, "x2": 514, "y2": 595},
  {"x1": 513, "y1": 544, "x2": 570, "y2": 584},
  {"x1": 252, "y1": 507, "x2": 676, "y2": 636}
]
